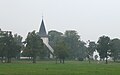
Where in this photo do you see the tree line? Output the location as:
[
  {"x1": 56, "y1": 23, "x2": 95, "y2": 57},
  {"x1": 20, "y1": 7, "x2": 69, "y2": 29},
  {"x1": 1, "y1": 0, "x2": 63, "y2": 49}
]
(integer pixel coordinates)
[{"x1": 0, "y1": 28, "x2": 120, "y2": 64}]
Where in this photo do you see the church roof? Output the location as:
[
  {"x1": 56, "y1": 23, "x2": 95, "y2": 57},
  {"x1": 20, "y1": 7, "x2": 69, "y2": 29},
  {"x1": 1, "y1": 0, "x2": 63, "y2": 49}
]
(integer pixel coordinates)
[{"x1": 38, "y1": 19, "x2": 48, "y2": 37}]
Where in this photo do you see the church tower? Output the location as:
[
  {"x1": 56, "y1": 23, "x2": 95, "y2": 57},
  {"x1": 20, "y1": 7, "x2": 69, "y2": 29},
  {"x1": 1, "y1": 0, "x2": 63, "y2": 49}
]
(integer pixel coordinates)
[{"x1": 38, "y1": 19, "x2": 54, "y2": 58}]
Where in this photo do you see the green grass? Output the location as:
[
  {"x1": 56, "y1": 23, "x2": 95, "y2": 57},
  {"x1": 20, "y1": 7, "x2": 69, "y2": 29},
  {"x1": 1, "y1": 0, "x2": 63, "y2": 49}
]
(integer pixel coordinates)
[{"x1": 0, "y1": 61, "x2": 120, "y2": 75}]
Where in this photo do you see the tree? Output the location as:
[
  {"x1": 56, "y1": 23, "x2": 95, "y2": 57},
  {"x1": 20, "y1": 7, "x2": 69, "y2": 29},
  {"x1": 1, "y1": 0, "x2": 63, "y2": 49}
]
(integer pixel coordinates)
[
  {"x1": 0, "y1": 29, "x2": 5, "y2": 62},
  {"x1": 88, "y1": 41, "x2": 96, "y2": 56},
  {"x1": 64, "y1": 30, "x2": 80, "y2": 59},
  {"x1": 87, "y1": 41, "x2": 96, "y2": 63},
  {"x1": 0, "y1": 30, "x2": 21, "y2": 63},
  {"x1": 109, "y1": 38, "x2": 120, "y2": 62},
  {"x1": 48, "y1": 30, "x2": 87, "y2": 60},
  {"x1": 76, "y1": 41, "x2": 87, "y2": 61},
  {"x1": 97, "y1": 35, "x2": 110, "y2": 64},
  {"x1": 14, "y1": 34, "x2": 23, "y2": 59},
  {"x1": 24, "y1": 30, "x2": 44, "y2": 63},
  {"x1": 48, "y1": 30, "x2": 63, "y2": 47},
  {"x1": 54, "y1": 41, "x2": 68, "y2": 64}
]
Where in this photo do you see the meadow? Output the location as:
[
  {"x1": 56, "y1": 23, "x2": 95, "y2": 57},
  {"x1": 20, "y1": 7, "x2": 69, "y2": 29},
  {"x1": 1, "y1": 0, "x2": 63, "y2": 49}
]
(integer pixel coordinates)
[{"x1": 0, "y1": 61, "x2": 120, "y2": 75}]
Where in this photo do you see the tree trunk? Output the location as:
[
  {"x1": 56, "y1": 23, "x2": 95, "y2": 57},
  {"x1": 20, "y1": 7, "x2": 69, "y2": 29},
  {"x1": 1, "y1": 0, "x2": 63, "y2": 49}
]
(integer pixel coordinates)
[
  {"x1": 1, "y1": 56, "x2": 3, "y2": 63},
  {"x1": 113, "y1": 59, "x2": 115, "y2": 62},
  {"x1": 102, "y1": 58, "x2": 104, "y2": 61},
  {"x1": 113, "y1": 57, "x2": 116, "y2": 62},
  {"x1": 105, "y1": 50, "x2": 108, "y2": 64},
  {"x1": 88, "y1": 58, "x2": 91, "y2": 64},
  {"x1": 62, "y1": 59, "x2": 64, "y2": 64},
  {"x1": 33, "y1": 56, "x2": 36, "y2": 63},
  {"x1": 56, "y1": 58, "x2": 58, "y2": 64},
  {"x1": 105, "y1": 58, "x2": 108, "y2": 64},
  {"x1": 7, "y1": 57, "x2": 11, "y2": 63},
  {"x1": 105, "y1": 54, "x2": 108, "y2": 64},
  {"x1": 60, "y1": 59, "x2": 62, "y2": 63}
]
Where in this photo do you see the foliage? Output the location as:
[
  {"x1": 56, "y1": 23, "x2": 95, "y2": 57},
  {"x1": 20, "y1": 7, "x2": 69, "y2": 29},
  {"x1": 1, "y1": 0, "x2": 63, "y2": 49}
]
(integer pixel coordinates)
[
  {"x1": 109, "y1": 38, "x2": 120, "y2": 62},
  {"x1": 97, "y1": 35, "x2": 110, "y2": 64},
  {"x1": 48, "y1": 30, "x2": 63, "y2": 47},
  {"x1": 87, "y1": 41, "x2": 96, "y2": 56},
  {"x1": 39, "y1": 45, "x2": 48, "y2": 59},
  {"x1": 48, "y1": 30, "x2": 87, "y2": 60},
  {"x1": 14, "y1": 34, "x2": 23, "y2": 59},
  {"x1": 0, "y1": 30, "x2": 22, "y2": 63},
  {"x1": 54, "y1": 41, "x2": 68, "y2": 63},
  {"x1": 87, "y1": 41, "x2": 96, "y2": 63},
  {"x1": 64, "y1": 30, "x2": 80, "y2": 59},
  {"x1": 23, "y1": 30, "x2": 44, "y2": 63},
  {"x1": 76, "y1": 41, "x2": 87, "y2": 60}
]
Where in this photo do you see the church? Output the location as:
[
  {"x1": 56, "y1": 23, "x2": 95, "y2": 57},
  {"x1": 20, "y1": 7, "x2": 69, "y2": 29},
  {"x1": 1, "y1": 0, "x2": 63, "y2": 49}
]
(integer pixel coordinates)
[{"x1": 38, "y1": 19, "x2": 54, "y2": 58}]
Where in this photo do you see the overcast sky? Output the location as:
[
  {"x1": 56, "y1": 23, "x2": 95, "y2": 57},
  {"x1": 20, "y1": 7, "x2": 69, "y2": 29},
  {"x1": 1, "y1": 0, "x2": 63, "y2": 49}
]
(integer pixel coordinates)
[{"x1": 0, "y1": 0, "x2": 120, "y2": 42}]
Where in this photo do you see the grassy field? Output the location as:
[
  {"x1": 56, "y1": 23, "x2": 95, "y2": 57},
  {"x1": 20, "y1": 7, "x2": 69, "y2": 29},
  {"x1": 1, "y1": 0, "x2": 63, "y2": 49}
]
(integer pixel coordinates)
[{"x1": 0, "y1": 61, "x2": 120, "y2": 75}]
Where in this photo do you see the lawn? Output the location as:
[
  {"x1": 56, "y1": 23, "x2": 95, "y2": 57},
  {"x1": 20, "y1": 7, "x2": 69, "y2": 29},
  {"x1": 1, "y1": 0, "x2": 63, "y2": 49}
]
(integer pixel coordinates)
[{"x1": 0, "y1": 61, "x2": 120, "y2": 75}]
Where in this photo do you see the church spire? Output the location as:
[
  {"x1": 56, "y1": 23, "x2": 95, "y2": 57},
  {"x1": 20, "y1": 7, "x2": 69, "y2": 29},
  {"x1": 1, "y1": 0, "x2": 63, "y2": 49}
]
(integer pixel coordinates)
[
  {"x1": 38, "y1": 17, "x2": 54, "y2": 58},
  {"x1": 39, "y1": 19, "x2": 47, "y2": 37}
]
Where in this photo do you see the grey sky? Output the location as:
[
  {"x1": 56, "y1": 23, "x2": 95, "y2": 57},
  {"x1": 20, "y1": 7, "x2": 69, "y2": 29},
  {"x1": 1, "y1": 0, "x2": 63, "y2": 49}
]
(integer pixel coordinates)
[{"x1": 0, "y1": 0, "x2": 120, "y2": 41}]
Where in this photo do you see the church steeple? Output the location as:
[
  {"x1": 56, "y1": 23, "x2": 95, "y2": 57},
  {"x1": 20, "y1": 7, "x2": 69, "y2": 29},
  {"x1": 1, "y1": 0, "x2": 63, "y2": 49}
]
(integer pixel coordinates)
[
  {"x1": 39, "y1": 19, "x2": 47, "y2": 37},
  {"x1": 38, "y1": 18, "x2": 54, "y2": 58}
]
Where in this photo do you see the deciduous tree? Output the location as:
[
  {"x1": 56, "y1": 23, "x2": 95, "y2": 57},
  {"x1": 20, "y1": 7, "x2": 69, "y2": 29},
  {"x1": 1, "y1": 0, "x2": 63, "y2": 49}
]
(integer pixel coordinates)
[
  {"x1": 97, "y1": 36, "x2": 110, "y2": 64},
  {"x1": 109, "y1": 38, "x2": 120, "y2": 62},
  {"x1": 54, "y1": 41, "x2": 68, "y2": 64},
  {"x1": 24, "y1": 30, "x2": 43, "y2": 63},
  {"x1": 64, "y1": 30, "x2": 80, "y2": 59}
]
